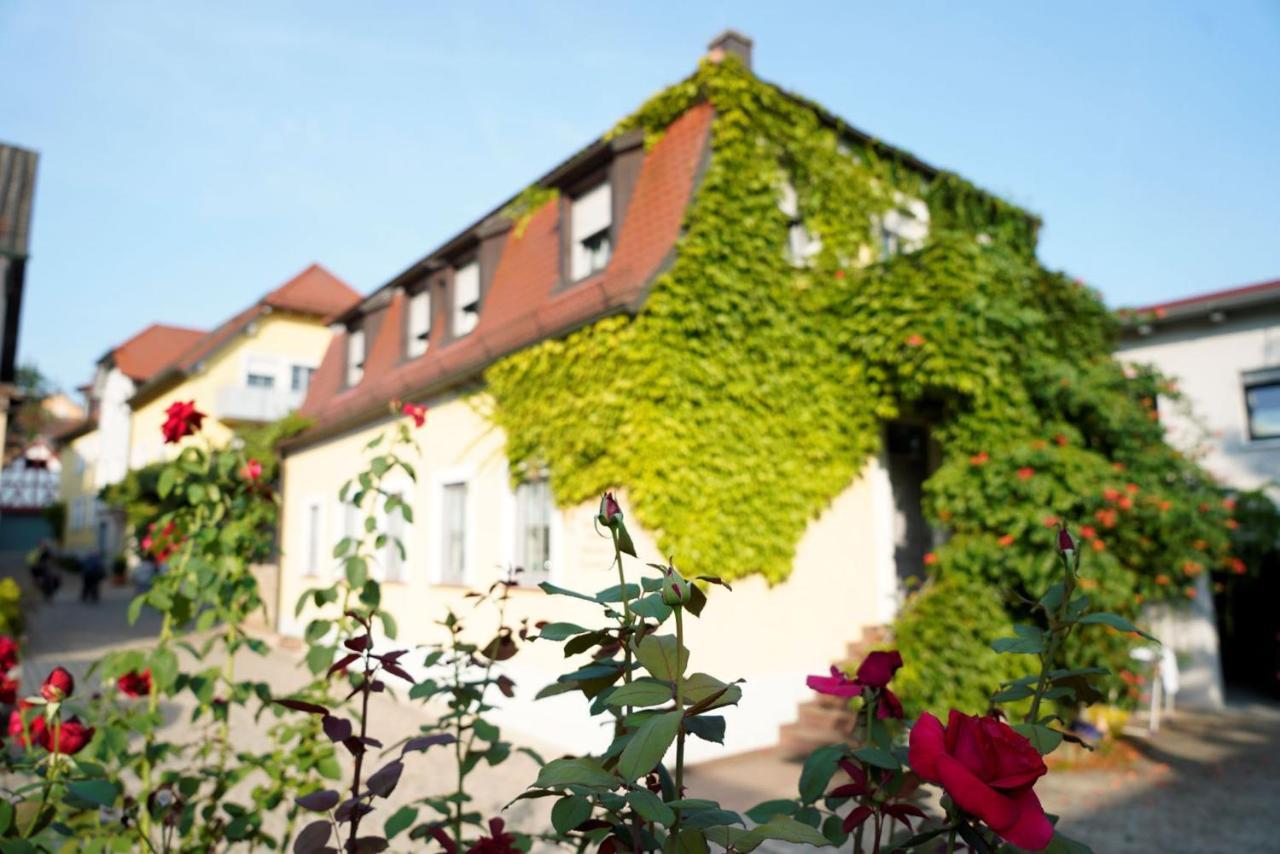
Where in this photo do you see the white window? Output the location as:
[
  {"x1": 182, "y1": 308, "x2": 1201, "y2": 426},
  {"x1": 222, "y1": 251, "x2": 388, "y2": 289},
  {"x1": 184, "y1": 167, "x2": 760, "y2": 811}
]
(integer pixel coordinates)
[
  {"x1": 291, "y1": 365, "x2": 316, "y2": 393},
  {"x1": 407, "y1": 289, "x2": 432, "y2": 357},
  {"x1": 244, "y1": 354, "x2": 279, "y2": 389},
  {"x1": 514, "y1": 477, "x2": 553, "y2": 586},
  {"x1": 779, "y1": 181, "x2": 821, "y2": 266},
  {"x1": 451, "y1": 262, "x2": 480, "y2": 337},
  {"x1": 440, "y1": 481, "x2": 468, "y2": 585},
  {"x1": 337, "y1": 498, "x2": 360, "y2": 578},
  {"x1": 346, "y1": 328, "x2": 365, "y2": 386},
  {"x1": 570, "y1": 181, "x2": 612, "y2": 280},
  {"x1": 383, "y1": 491, "x2": 407, "y2": 582},
  {"x1": 304, "y1": 500, "x2": 322, "y2": 576},
  {"x1": 877, "y1": 196, "x2": 930, "y2": 258}
]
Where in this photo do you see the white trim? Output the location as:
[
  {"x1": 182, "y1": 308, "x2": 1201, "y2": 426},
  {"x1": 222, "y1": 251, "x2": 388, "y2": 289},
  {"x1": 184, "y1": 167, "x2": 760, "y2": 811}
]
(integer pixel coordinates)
[
  {"x1": 241, "y1": 352, "x2": 285, "y2": 389},
  {"x1": 868, "y1": 450, "x2": 899, "y2": 623},
  {"x1": 301, "y1": 493, "x2": 325, "y2": 577}
]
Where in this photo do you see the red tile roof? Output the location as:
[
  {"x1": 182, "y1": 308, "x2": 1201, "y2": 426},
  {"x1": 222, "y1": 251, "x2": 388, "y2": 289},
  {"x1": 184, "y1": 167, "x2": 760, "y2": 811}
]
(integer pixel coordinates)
[
  {"x1": 295, "y1": 103, "x2": 714, "y2": 443},
  {"x1": 132, "y1": 264, "x2": 360, "y2": 404},
  {"x1": 112, "y1": 323, "x2": 205, "y2": 383},
  {"x1": 1129, "y1": 277, "x2": 1280, "y2": 318}
]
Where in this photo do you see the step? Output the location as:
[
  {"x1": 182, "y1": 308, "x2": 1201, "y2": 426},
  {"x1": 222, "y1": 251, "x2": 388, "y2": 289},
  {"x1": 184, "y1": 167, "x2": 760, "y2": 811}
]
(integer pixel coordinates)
[
  {"x1": 795, "y1": 700, "x2": 856, "y2": 733},
  {"x1": 777, "y1": 624, "x2": 893, "y2": 753}
]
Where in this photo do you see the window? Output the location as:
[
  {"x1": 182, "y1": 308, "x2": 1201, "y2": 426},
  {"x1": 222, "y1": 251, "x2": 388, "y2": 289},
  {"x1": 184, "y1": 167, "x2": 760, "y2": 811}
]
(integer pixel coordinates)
[
  {"x1": 570, "y1": 181, "x2": 612, "y2": 280},
  {"x1": 338, "y1": 498, "x2": 360, "y2": 578},
  {"x1": 384, "y1": 491, "x2": 407, "y2": 582},
  {"x1": 452, "y1": 262, "x2": 480, "y2": 337},
  {"x1": 246, "y1": 372, "x2": 275, "y2": 389},
  {"x1": 440, "y1": 482, "x2": 468, "y2": 584},
  {"x1": 346, "y1": 328, "x2": 365, "y2": 386},
  {"x1": 291, "y1": 365, "x2": 316, "y2": 393},
  {"x1": 304, "y1": 502, "x2": 322, "y2": 576},
  {"x1": 514, "y1": 477, "x2": 553, "y2": 586},
  {"x1": 1244, "y1": 371, "x2": 1280, "y2": 440},
  {"x1": 779, "y1": 181, "x2": 820, "y2": 266},
  {"x1": 407, "y1": 289, "x2": 432, "y2": 357},
  {"x1": 877, "y1": 196, "x2": 930, "y2": 258}
]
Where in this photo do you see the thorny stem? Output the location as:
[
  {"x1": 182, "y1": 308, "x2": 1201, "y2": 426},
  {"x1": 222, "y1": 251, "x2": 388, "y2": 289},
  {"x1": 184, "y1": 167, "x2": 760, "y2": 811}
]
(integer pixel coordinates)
[
  {"x1": 452, "y1": 627, "x2": 466, "y2": 850},
  {"x1": 139, "y1": 604, "x2": 176, "y2": 843},
  {"x1": 945, "y1": 825, "x2": 957, "y2": 854},
  {"x1": 611, "y1": 530, "x2": 634, "y2": 740},
  {"x1": 672, "y1": 606, "x2": 686, "y2": 833},
  {"x1": 1027, "y1": 550, "x2": 1078, "y2": 725},
  {"x1": 346, "y1": 652, "x2": 375, "y2": 850}
]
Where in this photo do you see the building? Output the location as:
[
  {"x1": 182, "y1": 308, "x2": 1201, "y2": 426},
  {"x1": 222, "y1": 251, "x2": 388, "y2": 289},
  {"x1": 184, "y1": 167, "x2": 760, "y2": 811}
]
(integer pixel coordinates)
[
  {"x1": 58, "y1": 264, "x2": 359, "y2": 556},
  {"x1": 1119, "y1": 278, "x2": 1280, "y2": 494},
  {"x1": 275, "y1": 33, "x2": 1036, "y2": 758},
  {"x1": 58, "y1": 323, "x2": 205, "y2": 555},
  {"x1": 0, "y1": 144, "x2": 38, "y2": 474}
]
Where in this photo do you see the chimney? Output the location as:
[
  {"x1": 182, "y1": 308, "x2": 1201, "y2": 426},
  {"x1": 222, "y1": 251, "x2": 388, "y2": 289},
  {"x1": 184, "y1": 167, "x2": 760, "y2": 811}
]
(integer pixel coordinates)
[{"x1": 707, "y1": 29, "x2": 753, "y2": 71}]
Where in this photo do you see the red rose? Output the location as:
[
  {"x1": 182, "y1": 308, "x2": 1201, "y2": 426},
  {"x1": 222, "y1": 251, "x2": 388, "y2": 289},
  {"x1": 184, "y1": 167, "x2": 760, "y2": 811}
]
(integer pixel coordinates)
[
  {"x1": 598, "y1": 492, "x2": 622, "y2": 525},
  {"x1": 0, "y1": 675, "x2": 18, "y2": 704},
  {"x1": 808, "y1": 651, "x2": 905, "y2": 719},
  {"x1": 909, "y1": 710, "x2": 1053, "y2": 850},
  {"x1": 239, "y1": 459, "x2": 263, "y2": 481},
  {"x1": 468, "y1": 818, "x2": 520, "y2": 854},
  {"x1": 9, "y1": 707, "x2": 44, "y2": 747},
  {"x1": 854, "y1": 650, "x2": 902, "y2": 689},
  {"x1": 0, "y1": 636, "x2": 17, "y2": 672},
  {"x1": 161, "y1": 400, "x2": 205, "y2": 444},
  {"x1": 41, "y1": 666, "x2": 74, "y2": 702},
  {"x1": 401, "y1": 402, "x2": 428, "y2": 428},
  {"x1": 118, "y1": 669, "x2": 152, "y2": 698},
  {"x1": 806, "y1": 665, "x2": 859, "y2": 697},
  {"x1": 38, "y1": 715, "x2": 94, "y2": 755}
]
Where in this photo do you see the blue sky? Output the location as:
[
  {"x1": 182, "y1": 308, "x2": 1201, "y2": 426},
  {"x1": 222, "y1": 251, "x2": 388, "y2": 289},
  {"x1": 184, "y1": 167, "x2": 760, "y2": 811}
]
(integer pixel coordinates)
[{"x1": 3, "y1": 2, "x2": 1278, "y2": 392}]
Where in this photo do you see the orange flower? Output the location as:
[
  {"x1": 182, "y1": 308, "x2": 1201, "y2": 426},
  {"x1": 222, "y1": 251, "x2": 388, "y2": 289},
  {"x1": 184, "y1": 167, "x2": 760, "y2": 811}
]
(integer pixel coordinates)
[
  {"x1": 969, "y1": 452, "x2": 989, "y2": 466},
  {"x1": 1080, "y1": 525, "x2": 1097, "y2": 539},
  {"x1": 905, "y1": 334, "x2": 925, "y2": 347},
  {"x1": 1053, "y1": 434, "x2": 1069, "y2": 447},
  {"x1": 834, "y1": 269, "x2": 847, "y2": 280},
  {"x1": 1102, "y1": 487, "x2": 1121, "y2": 502},
  {"x1": 1016, "y1": 467, "x2": 1035, "y2": 480},
  {"x1": 1181, "y1": 561, "x2": 1202, "y2": 577},
  {"x1": 1222, "y1": 497, "x2": 1236, "y2": 511},
  {"x1": 998, "y1": 534, "x2": 1015, "y2": 547},
  {"x1": 1112, "y1": 462, "x2": 1126, "y2": 472},
  {"x1": 1091, "y1": 539, "x2": 1106, "y2": 552},
  {"x1": 1030, "y1": 439, "x2": 1047, "y2": 450},
  {"x1": 1184, "y1": 587, "x2": 1197, "y2": 599},
  {"x1": 923, "y1": 552, "x2": 938, "y2": 566},
  {"x1": 1193, "y1": 539, "x2": 1207, "y2": 550},
  {"x1": 1094, "y1": 508, "x2": 1118, "y2": 528},
  {"x1": 1042, "y1": 516, "x2": 1059, "y2": 528},
  {"x1": 1133, "y1": 594, "x2": 1145, "y2": 605},
  {"x1": 1118, "y1": 496, "x2": 1134, "y2": 511},
  {"x1": 1125, "y1": 483, "x2": 1140, "y2": 494},
  {"x1": 1158, "y1": 500, "x2": 1171, "y2": 512},
  {"x1": 938, "y1": 509, "x2": 953, "y2": 522},
  {"x1": 1228, "y1": 558, "x2": 1246, "y2": 575},
  {"x1": 1225, "y1": 519, "x2": 1239, "y2": 530},
  {"x1": 1155, "y1": 574, "x2": 1170, "y2": 586}
]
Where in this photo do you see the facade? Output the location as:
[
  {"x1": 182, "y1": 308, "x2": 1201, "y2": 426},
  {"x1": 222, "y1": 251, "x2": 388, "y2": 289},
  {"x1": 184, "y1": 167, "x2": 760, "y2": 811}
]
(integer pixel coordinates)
[
  {"x1": 276, "y1": 34, "x2": 1017, "y2": 758},
  {"x1": 57, "y1": 264, "x2": 358, "y2": 557},
  {"x1": 0, "y1": 144, "x2": 39, "y2": 480},
  {"x1": 1119, "y1": 278, "x2": 1280, "y2": 494}
]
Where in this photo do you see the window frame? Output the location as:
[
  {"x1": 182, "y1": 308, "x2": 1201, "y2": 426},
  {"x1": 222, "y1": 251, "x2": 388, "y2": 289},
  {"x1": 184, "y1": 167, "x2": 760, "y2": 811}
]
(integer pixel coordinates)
[
  {"x1": 290, "y1": 364, "x2": 317, "y2": 394},
  {"x1": 568, "y1": 178, "x2": 614, "y2": 282},
  {"x1": 1243, "y1": 367, "x2": 1280, "y2": 441},
  {"x1": 432, "y1": 468, "x2": 474, "y2": 586},
  {"x1": 450, "y1": 259, "x2": 481, "y2": 339},
  {"x1": 302, "y1": 496, "x2": 324, "y2": 577},
  {"x1": 345, "y1": 326, "x2": 366, "y2": 387},
  {"x1": 509, "y1": 475, "x2": 557, "y2": 587},
  {"x1": 405, "y1": 284, "x2": 434, "y2": 358}
]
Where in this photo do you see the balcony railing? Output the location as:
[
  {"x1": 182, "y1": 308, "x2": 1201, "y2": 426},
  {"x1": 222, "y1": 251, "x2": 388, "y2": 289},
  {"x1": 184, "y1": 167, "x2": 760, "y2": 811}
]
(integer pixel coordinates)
[{"x1": 215, "y1": 386, "x2": 306, "y2": 423}]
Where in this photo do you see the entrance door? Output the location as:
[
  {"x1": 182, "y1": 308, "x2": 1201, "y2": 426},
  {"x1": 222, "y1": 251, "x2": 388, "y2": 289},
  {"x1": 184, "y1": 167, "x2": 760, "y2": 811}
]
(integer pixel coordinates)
[{"x1": 885, "y1": 422, "x2": 933, "y2": 589}]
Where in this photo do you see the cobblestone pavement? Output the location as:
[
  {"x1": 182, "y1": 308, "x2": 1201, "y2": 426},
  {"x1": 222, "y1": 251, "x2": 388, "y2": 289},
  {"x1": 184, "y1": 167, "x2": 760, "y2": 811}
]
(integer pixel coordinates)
[{"x1": 11, "y1": 564, "x2": 1280, "y2": 852}]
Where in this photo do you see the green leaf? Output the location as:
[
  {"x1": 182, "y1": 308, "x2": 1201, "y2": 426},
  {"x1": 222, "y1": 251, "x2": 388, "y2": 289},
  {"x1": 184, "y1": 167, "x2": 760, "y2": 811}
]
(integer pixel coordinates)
[
  {"x1": 991, "y1": 684, "x2": 1035, "y2": 703},
  {"x1": 744, "y1": 799, "x2": 797, "y2": 824},
  {"x1": 1012, "y1": 723, "x2": 1063, "y2": 755},
  {"x1": 1076, "y1": 612, "x2": 1158, "y2": 643},
  {"x1": 63, "y1": 780, "x2": 120, "y2": 808},
  {"x1": 538, "y1": 622, "x2": 590, "y2": 641},
  {"x1": 681, "y1": 673, "x2": 742, "y2": 711},
  {"x1": 627, "y1": 789, "x2": 675, "y2": 825},
  {"x1": 703, "y1": 827, "x2": 759, "y2": 853},
  {"x1": 538, "y1": 582, "x2": 598, "y2": 603},
  {"x1": 618, "y1": 710, "x2": 682, "y2": 780},
  {"x1": 472, "y1": 719, "x2": 499, "y2": 742},
  {"x1": 384, "y1": 805, "x2": 417, "y2": 839},
  {"x1": 991, "y1": 630, "x2": 1047, "y2": 655},
  {"x1": 683, "y1": 715, "x2": 725, "y2": 744},
  {"x1": 633, "y1": 635, "x2": 687, "y2": 682},
  {"x1": 534, "y1": 757, "x2": 617, "y2": 790},
  {"x1": 798, "y1": 744, "x2": 845, "y2": 803},
  {"x1": 551, "y1": 795, "x2": 592, "y2": 834},
  {"x1": 157, "y1": 467, "x2": 177, "y2": 499},
  {"x1": 851, "y1": 746, "x2": 899, "y2": 770},
  {"x1": 1042, "y1": 830, "x2": 1095, "y2": 853},
  {"x1": 749, "y1": 816, "x2": 833, "y2": 848},
  {"x1": 186, "y1": 482, "x2": 205, "y2": 504},
  {"x1": 605, "y1": 678, "x2": 674, "y2": 708}
]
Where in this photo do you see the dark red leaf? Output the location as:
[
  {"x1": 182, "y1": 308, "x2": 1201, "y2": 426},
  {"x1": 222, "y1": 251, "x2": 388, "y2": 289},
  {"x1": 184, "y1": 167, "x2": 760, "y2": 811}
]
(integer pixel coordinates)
[
  {"x1": 322, "y1": 715, "x2": 353, "y2": 742},
  {"x1": 427, "y1": 826, "x2": 458, "y2": 854},
  {"x1": 328, "y1": 653, "x2": 360, "y2": 680},
  {"x1": 382, "y1": 663, "x2": 415, "y2": 684},
  {"x1": 296, "y1": 789, "x2": 340, "y2": 812},
  {"x1": 402, "y1": 733, "x2": 457, "y2": 755},
  {"x1": 276, "y1": 698, "x2": 329, "y2": 715},
  {"x1": 352, "y1": 839, "x2": 389, "y2": 853},
  {"x1": 334, "y1": 798, "x2": 374, "y2": 823},
  {"x1": 496, "y1": 675, "x2": 516, "y2": 698},
  {"x1": 344, "y1": 634, "x2": 371, "y2": 652},
  {"x1": 342, "y1": 736, "x2": 366, "y2": 757},
  {"x1": 841, "y1": 805, "x2": 873, "y2": 834},
  {"x1": 366, "y1": 760, "x2": 404, "y2": 798},
  {"x1": 293, "y1": 819, "x2": 332, "y2": 853}
]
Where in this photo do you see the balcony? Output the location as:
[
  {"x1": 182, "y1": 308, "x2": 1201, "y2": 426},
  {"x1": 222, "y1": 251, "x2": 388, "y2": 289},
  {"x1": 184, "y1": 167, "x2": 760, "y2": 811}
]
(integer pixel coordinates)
[{"x1": 215, "y1": 385, "x2": 306, "y2": 424}]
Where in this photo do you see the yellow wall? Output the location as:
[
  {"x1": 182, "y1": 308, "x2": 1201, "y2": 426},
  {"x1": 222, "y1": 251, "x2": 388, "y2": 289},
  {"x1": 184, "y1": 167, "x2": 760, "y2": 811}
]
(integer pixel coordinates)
[
  {"x1": 58, "y1": 430, "x2": 99, "y2": 551},
  {"x1": 128, "y1": 313, "x2": 333, "y2": 466},
  {"x1": 278, "y1": 391, "x2": 891, "y2": 758}
]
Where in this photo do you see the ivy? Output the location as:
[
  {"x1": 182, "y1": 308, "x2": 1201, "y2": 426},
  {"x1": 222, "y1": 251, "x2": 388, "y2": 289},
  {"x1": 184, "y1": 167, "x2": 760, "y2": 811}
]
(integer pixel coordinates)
[{"x1": 484, "y1": 55, "x2": 1233, "y2": 625}]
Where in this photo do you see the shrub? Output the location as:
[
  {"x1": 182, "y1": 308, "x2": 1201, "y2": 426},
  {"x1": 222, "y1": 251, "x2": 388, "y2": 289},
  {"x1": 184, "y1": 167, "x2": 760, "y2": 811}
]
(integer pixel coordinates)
[{"x1": 0, "y1": 578, "x2": 23, "y2": 636}]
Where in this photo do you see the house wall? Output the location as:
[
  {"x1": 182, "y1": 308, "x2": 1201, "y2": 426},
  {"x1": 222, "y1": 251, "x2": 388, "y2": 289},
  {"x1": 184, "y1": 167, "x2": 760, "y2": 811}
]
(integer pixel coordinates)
[
  {"x1": 278, "y1": 392, "x2": 890, "y2": 761},
  {"x1": 128, "y1": 314, "x2": 332, "y2": 467},
  {"x1": 58, "y1": 430, "x2": 99, "y2": 552},
  {"x1": 94, "y1": 366, "x2": 136, "y2": 489},
  {"x1": 1118, "y1": 308, "x2": 1280, "y2": 494}
]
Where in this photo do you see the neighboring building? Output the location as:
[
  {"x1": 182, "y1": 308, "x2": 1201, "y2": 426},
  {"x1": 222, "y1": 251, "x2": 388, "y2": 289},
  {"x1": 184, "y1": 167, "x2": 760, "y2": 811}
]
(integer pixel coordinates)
[
  {"x1": 1120, "y1": 278, "x2": 1280, "y2": 494},
  {"x1": 0, "y1": 438, "x2": 60, "y2": 553},
  {"x1": 0, "y1": 144, "x2": 38, "y2": 477},
  {"x1": 276, "y1": 34, "x2": 1018, "y2": 758},
  {"x1": 125, "y1": 264, "x2": 358, "y2": 470},
  {"x1": 58, "y1": 323, "x2": 205, "y2": 555},
  {"x1": 57, "y1": 264, "x2": 358, "y2": 557}
]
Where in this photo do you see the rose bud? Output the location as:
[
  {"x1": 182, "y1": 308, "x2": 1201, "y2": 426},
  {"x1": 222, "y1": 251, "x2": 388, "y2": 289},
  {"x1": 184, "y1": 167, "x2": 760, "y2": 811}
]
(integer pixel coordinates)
[
  {"x1": 660, "y1": 567, "x2": 693, "y2": 607},
  {"x1": 41, "y1": 666, "x2": 75, "y2": 702},
  {"x1": 598, "y1": 492, "x2": 623, "y2": 526},
  {"x1": 39, "y1": 715, "x2": 95, "y2": 755},
  {"x1": 1057, "y1": 525, "x2": 1076, "y2": 555}
]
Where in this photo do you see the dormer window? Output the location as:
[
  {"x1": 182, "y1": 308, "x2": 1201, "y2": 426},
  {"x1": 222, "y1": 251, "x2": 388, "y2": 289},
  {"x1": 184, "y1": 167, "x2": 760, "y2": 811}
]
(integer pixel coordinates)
[
  {"x1": 878, "y1": 196, "x2": 930, "y2": 258},
  {"x1": 569, "y1": 181, "x2": 612, "y2": 281},
  {"x1": 346, "y1": 327, "x2": 365, "y2": 386},
  {"x1": 406, "y1": 288, "x2": 432, "y2": 357},
  {"x1": 452, "y1": 261, "x2": 480, "y2": 337},
  {"x1": 779, "y1": 181, "x2": 821, "y2": 266}
]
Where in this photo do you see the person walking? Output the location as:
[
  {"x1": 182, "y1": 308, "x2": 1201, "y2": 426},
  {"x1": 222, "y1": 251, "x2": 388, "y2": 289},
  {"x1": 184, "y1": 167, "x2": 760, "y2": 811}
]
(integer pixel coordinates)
[{"x1": 81, "y1": 551, "x2": 105, "y2": 603}]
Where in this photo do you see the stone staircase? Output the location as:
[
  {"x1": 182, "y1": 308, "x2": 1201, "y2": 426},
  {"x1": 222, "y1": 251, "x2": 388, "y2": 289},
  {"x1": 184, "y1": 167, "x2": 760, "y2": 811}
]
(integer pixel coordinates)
[{"x1": 777, "y1": 624, "x2": 892, "y2": 757}]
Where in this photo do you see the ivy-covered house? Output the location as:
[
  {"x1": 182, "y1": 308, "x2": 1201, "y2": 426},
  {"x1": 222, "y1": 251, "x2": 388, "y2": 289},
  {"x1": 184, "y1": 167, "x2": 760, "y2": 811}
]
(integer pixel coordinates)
[{"x1": 278, "y1": 32, "x2": 1233, "y2": 757}]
